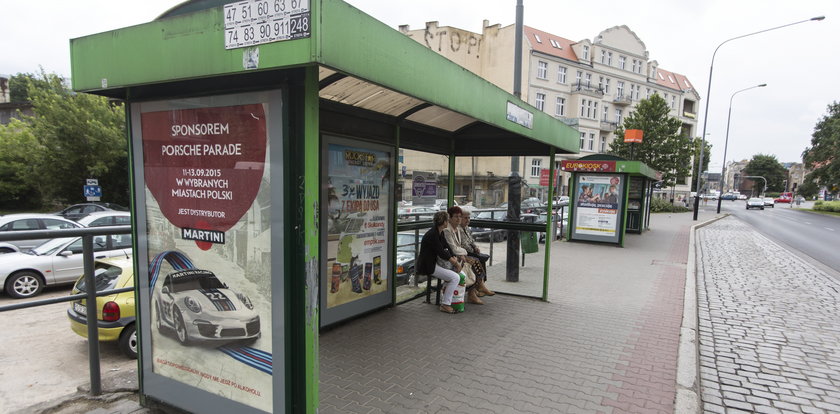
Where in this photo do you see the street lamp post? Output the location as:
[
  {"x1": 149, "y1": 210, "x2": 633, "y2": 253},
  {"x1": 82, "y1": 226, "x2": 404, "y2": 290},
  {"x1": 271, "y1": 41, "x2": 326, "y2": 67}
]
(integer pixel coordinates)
[
  {"x1": 716, "y1": 83, "x2": 767, "y2": 214},
  {"x1": 692, "y1": 15, "x2": 824, "y2": 220}
]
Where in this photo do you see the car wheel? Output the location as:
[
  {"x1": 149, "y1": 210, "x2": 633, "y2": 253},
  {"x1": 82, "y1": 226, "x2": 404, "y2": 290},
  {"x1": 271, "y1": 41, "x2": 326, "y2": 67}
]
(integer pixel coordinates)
[
  {"x1": 173, "y1": 307, "x2": 190, "y2": 345},
  {"x1": 5, "y1": 271, "x2": 44, "y2": 299},
  {"x1": 760, "y1": 207, "x2": 764, "y2": 210},
  {"x1": 119, "y1": 324, "x2": 138, "y2": 359},
  {"x1": 155, "y1": 302, "x2": 163, "y2": 332}
]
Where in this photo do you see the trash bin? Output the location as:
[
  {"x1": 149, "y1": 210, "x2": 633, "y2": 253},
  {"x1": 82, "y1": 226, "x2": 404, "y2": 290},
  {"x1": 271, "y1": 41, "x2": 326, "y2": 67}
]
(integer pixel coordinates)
[{"x1": 520, "y1": 213, "x2": 539, "y2": 253}]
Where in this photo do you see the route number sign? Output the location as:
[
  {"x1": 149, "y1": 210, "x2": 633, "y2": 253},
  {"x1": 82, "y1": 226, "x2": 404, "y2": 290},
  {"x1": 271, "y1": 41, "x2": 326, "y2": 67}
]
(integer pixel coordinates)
[{"x1": 224, "y1": 0, "x2": 310, "y2": 49}]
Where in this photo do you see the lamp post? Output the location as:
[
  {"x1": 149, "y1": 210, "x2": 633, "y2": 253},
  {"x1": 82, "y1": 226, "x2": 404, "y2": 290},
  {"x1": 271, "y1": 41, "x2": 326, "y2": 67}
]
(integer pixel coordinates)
[
  {"x1": 716, "y1": 83, "x2": 767, "y2": 213},
  {"x1": 692, "y1": 15, "x2": 824, "y2": 220}
]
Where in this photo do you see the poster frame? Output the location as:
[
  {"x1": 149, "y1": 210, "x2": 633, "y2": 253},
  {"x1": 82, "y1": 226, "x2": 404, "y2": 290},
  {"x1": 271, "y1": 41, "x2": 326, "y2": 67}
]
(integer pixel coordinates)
[
  {"x1": 319, "y1": 134, "x2": 395, "y2": 327},
  {"x1": 130, "y1": 89, "x2": 285, "y2": 414},
  {"x1": 569, "y1": 173, "x2": 626, "y2": 245}
]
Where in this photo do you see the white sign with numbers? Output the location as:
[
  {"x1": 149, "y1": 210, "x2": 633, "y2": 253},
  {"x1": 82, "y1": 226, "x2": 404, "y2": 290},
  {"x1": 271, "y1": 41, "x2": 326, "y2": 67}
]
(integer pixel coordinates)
[{"x1": 224, "y1": 0, "x2": 310, "y2": 49}]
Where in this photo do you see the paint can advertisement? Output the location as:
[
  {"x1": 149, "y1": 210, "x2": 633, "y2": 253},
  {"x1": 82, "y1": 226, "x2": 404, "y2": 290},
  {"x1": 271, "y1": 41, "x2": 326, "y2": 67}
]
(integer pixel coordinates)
[
  {"x1": 140, "y1": 101, "x2": 273, "y2": 412},
  {"x1": 325, "y1": 143, "x2": 390, "y2": 309}
]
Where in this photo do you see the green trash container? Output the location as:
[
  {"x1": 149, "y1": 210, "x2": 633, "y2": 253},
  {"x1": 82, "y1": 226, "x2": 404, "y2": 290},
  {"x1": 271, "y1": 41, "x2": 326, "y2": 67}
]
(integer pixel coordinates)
[{"x1": 521, "y1": 231, "x2": 538, "y2": 253}]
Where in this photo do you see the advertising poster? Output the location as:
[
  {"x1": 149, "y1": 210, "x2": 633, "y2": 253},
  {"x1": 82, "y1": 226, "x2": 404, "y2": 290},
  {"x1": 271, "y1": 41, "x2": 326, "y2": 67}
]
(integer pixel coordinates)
[
  {"x1": 140, "y1": 102, "x2": 273, "y2": 412},
  {"x1": 573, "y1": 174, "x2": 623, "y2": 240},
  {"x1": 325, "y1": 143, "x2": 390, "y2": 310}
]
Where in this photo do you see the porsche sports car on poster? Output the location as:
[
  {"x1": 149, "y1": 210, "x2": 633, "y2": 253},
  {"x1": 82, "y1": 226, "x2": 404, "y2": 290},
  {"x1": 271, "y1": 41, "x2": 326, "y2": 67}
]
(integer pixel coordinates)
[{"x1": 154, "y1": 269, "x2": 260, "y2": 345}]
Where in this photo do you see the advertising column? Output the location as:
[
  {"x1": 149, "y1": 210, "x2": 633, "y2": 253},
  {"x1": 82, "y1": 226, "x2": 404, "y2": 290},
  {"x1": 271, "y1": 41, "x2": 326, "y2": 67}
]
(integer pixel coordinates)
[
  {"x1": 132, "y1": 91, "x2": 282, "y2": 413},
  {"x1": 321, "y1": 137, "x2": 392, "y2": 326}
]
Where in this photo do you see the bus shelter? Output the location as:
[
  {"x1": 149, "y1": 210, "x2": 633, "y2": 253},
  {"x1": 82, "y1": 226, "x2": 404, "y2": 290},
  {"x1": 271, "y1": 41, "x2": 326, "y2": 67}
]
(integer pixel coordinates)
[
  {"x1": 561, "y1": 154, "x2": 661, "y2": 246},
  {"x1": 70, "y1": 0, "x2": 579, "y2": 412}
]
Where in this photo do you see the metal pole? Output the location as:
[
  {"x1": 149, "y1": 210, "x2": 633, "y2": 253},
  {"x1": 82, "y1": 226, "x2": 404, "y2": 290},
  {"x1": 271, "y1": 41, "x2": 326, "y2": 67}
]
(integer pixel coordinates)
[
  {"x1": 716, "y1": 84, "x2": 766, "y2": 213},
  {"x1": 83, "y1": 235, "x2": 102, "y2": 396},
  {"x1": 693, "y1": 16, "x2": 824, "y2": 220},
  {"x1": 507, "y1": 0, "x2": 524, "y2": 282}
]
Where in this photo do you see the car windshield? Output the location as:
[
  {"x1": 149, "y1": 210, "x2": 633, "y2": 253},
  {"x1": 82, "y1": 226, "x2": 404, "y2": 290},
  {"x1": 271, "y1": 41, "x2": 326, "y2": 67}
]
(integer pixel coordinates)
[
  {"x1": 74, "y1": 264, "x2": 123, "y2": 292},
  {"x1": 170, "y1": 274, "x2": 226, "y2": 292},
  {"x1": 29, "y1": 237, "x2": 76, "y2": 256}
]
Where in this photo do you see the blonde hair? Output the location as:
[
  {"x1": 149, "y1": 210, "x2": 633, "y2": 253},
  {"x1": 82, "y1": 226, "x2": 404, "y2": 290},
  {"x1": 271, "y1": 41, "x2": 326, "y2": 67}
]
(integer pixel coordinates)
[{"x1": 433, "y1": 211, "x2": 449, "y2": 227}]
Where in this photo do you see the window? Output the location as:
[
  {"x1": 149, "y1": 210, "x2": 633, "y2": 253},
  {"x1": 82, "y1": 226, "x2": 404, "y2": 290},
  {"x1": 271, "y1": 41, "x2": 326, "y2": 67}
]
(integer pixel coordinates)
[
  {"x1": 588, "y1": 133, "x2": 595, "y2": 151},
  {"x1": 557, "y1": 66, "x2": 567, "y2": 83},
  {"x1": 580, "y1": 100, "x2": 586, "y2": 117},
  {"x1": 607, "y1": 52, "x2": 613, "y2": 66},
  {"x1": 600, "y1": 50, "x2": 607, "y2": 63},
  {"x1": 605, "y1": 78, "x2": 610, "y2": 93},
  {"x1": 531, "y1": 158, "x2": 542, "y2": 177},
  {"x1": 576, "y1": 71, "x2": 582, "y2": 84},
  {"x1": 619, "y1": 56, "x2": 626, "y2": 69},
  {"x1": 555, "y1": 97, "x2": 565, "y2": 116},
  {"x1": 617, "y1": 81, "x2": 624, "y2": 97},
  {"x1": 582, "y1": 45, "x2": 590, "y2": 60},
  {"x1": 646, "y1": 88, "x2": 651, "y2": 98},
  {"x1": 43, "y1": 219, "x2": 78, "y2": 230},
  {"x1": 537, "y1": 61, "x2": 548, "y2": 79},
  {"x1": 580, "y1": 132, "x2": 586, "y2": 150},
  {"x1": 535, "y1": 93, "x2": 545, "y2": 111},
  {"x1": 593, "y1": 102, "x2": 598, "y2": 120},
  {"x1": 585, "y1": 73, "x2": 591, "y2": 86},
  {"x1": 598, "y1": 76, "x2": 604, "y2": 90},
  {"x1": 600, "y1": 136, "x2": 607, "y2": 152},
  {"x1": 616, "y1": 109, "x2": 623, "y2": 124},
  {"x1": 533, "y1": 33, "x2": 542, "y2": 43},
  {"x1": 602, "y1": 105, "x2": 609, "y2": 121},
  {"x1": 549, "y1": 39, "x2": 562, "y2": 48},
  {"x1": 633, "y1": 85, "x2": 640, "y2": 100},
  {"x1": 671, "y1": 95, "x2": 676, "y2": 109}
]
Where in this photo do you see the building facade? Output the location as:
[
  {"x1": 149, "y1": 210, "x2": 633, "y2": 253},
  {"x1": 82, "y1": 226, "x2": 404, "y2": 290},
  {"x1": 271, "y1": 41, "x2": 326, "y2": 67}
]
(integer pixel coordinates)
[{"x1": 400, "y1": 21, "x2": 700, "y2": 201}]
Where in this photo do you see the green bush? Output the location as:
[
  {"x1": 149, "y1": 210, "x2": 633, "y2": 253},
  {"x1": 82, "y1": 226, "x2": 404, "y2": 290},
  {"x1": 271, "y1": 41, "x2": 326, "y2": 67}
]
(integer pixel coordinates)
[
  {"x1": 814, "y1": 200, "x2": 840, "y2": 212},
  {"x1": 650, "y1": 197, "x2": 690, "y2": 213}
]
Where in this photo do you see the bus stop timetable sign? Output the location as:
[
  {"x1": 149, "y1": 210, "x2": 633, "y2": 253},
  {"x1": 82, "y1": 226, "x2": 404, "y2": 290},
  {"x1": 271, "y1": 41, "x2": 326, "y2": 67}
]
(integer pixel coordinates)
[{"x1": 224, "y1": 0, "x2": 310, "y2": 49}]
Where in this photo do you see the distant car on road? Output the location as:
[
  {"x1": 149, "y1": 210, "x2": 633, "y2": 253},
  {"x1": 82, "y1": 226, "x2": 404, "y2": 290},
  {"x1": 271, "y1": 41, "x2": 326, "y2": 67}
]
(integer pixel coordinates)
[
  {"x1": 746, "y1": 198, "x2": 765, "y2": 210},
  {"x1": 67, "y1": 257, "x2": 137, "y2": 358},
  {"x1": 763, "y1": 198, "x2": 775, "y2": 208},
  {"x1": 0, "y1": 214, "x2": 83, "y2": 253},
  {"x1": 56, "y1": 203, "x2": 128, "y2": 222},
  {"x1": 774, "y1": 192, "x2": 793, "y2": 203},
  {"x1": 720, "y1": 193, "x2": 738, "y2": 201}
]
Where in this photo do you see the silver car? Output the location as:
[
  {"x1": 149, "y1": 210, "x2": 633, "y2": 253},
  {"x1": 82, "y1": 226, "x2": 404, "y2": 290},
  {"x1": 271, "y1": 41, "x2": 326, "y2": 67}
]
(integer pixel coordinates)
[
  {"x1": 0, "y1": 234, "x2": 133, "y2": 298},
  {"x1": 0, "y1": 214, "x2": 83, "y2": 253}
]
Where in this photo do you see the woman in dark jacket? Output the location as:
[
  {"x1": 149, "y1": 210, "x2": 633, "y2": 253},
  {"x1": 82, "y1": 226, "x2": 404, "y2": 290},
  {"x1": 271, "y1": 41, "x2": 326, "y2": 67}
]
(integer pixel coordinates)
[{"x1": 417, "y1": 211, "x2": 462, "y2": 313}]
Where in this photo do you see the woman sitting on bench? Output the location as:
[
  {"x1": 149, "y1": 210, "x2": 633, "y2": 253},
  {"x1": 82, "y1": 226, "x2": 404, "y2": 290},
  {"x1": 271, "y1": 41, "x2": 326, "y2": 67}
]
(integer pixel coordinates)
[{"x1": 417, "y1": 211, "x2": 462, "y2": 314}]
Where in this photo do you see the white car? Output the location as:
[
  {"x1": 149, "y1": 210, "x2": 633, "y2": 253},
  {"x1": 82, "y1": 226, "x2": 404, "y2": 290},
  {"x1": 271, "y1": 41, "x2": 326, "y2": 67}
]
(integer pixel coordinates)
[
  {"x1": 78, "y1": 211, "x2": 131, "y2": 228},
  {"x1": 154, "y1": 269, "x2": 260, "y2": 345},
  {"x1": 0, "y1": 214, "x2": 83, "y2": 253},
  {"x1": 763, "y1": 198, "x2": 775, "y2": 208},
  {"x1": 746, "y1": 198, "x2": 765, "y2": 210},
  {"x1": 0, "y1": 235, "x2": 133, "y2": 298}
]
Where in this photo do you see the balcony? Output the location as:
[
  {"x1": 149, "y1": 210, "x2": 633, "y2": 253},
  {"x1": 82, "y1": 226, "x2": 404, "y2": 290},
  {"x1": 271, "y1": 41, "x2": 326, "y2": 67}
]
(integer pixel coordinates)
[
  {"x1": 683, "y1": 111, "x2": 696, "y2": 119},
  {"x1": 599, "y1": 121, "x2": 617, "y2": 132},
  {"x1": 570, "y1": 81, "x2": 605, "y2": 98},
  {"x1": 613, "y1": 95, "x2": 632, "y2": 106}
]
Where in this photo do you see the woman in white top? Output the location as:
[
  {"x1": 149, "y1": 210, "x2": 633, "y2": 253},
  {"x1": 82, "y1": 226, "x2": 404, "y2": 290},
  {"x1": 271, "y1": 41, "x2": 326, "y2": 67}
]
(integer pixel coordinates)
[{"x1": 442, "y1": 206, "x2": 486, "y2": 305}]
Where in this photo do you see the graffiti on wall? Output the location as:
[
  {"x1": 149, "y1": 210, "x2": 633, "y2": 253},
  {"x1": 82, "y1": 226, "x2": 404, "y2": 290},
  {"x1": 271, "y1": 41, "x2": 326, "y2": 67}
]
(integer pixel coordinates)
[{"x1": 423, "y1": 27, "x2": 481, "y2": 58}]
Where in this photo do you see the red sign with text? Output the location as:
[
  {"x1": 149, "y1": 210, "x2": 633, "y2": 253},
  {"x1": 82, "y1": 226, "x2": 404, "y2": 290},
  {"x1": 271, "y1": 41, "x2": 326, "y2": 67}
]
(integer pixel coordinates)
[
  {"x1": 539, "y1": 168, "x2": 559, "y2": 187},
  {"x1": 624, "y1": 129, "x2": 644, "y2": 143},
  {"x1": 141, "y1": 104, "x2": 267, "y2": 249}
]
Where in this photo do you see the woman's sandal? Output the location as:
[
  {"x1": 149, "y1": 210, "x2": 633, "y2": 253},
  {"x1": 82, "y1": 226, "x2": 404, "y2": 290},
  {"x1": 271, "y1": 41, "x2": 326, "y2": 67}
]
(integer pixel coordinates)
[{"x1": 439, "y1": 305, "x2": 455, "y2": 314}]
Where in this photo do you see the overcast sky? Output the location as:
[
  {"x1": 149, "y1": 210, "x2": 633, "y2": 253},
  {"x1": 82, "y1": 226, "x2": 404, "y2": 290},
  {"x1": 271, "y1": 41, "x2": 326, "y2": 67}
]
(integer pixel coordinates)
[{"x1": 2, "y1": 0, "x2": 837, "y2": 169}]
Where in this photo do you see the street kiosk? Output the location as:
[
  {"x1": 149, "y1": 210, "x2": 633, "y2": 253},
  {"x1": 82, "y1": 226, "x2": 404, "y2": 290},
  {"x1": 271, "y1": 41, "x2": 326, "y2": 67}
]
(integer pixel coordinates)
[
  {"x1": 70, "y1": 1, "x2": 580, "y2": 412},
  {"x1": 561, "y1": 154, "x2": 660, "y2": 246}
]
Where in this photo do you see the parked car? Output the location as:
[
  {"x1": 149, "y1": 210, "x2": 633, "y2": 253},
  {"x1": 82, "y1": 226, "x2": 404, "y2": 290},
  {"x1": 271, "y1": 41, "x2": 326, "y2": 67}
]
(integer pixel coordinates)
[
  {"x1": 746, "y1": 198, "x2": 765, "y2": 210},
  {"x1": 395, "y1": 231, "x2": 423, "y2": 286},
  {"x1": 470, "y1": 210, "x2": 507, "y2": 242},
  {"x1": 0, "y1": 234, "x2": 133, "y2": 298},
  {"x1": 0, "y1": 214, "x2": 84, "y2": 254},
  {"x1": 553, "y1": 196, "x2": 570, "y2": 206},
  {"x1": 537, "y1": 210, "x2": 569, "y2": 242},
  {"x1": 153, "y1": 269, "x2": 260, "y2": 345},
  {"x1": 719, "y1": 193, "x2": 738, "y2": 201},
  {"x1": 56, "y1": 203, "x2": 128, "y2": 221},
  {"x1": 78, "y1": 211, "x2": 132, "y2": 228},
  {"x1": 774, "y1": 192, "x2": 793, "y2": 203},
  {"x1": 520, "y1": 197, "x2": 543, "y2": 214},
  {"x1": 397, "y1": 206, "x2": 437, "y2": 222},
  {"x1": 763, "y1": 198, "x2": 775, "y2": 208},
  {"x1": 67, "y1": 257, "x2": 137, "y2": 358},
  {"x1": 434, "y1": 199, "x2": 459, "y2": 211}
]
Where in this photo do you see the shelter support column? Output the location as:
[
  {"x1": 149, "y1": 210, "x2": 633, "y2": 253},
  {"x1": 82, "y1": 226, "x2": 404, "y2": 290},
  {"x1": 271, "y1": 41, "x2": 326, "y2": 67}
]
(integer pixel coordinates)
[{"x1": 542, "y1": 149, "x2": 555, "y2": 301}]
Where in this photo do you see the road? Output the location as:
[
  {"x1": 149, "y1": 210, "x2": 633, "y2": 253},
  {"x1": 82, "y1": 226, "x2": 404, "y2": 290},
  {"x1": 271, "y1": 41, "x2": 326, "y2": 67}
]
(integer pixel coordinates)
[
  {"x1": 0, "y1": 286, "x2": 136, "y2": 413},
  {"x1": 717, "y1": 200, "x2": 840, "y2": 274}
]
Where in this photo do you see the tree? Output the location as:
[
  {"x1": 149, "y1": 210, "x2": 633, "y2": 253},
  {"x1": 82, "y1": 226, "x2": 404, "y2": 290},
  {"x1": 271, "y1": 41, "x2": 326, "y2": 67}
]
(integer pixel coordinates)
[
  {"x1": 802, "y1": 102, "x2": 840, "y2": 194},
  {"x1": 0, "y1": 71, "x2": 128, "y2": 208},
  {"x1": 691, "y1": 138, "x2": 712, "y2": 191},
  {"x1": 743, "y1": 154, "x2": 788, "y2": 194},
  {"x1": 0, "y1": 119, "x2": 45, "y2": 209},
  {"x1": 609, "y1": 94, "x2": 694, "y2": 188},
  {"x1": 797, "y1": 176, "x2": 819, "y2": 199},
  {"x1": 8, "y1": 72, "x2": 51, "y2": 103}
]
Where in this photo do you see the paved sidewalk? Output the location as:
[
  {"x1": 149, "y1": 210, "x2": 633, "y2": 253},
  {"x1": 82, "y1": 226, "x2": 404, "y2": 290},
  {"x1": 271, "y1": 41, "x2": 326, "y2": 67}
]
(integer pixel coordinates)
[
  {"x1": 696, "y1": 217, "x2": 840, "y2": 413},
  {"x1": 320, "y1": 210, "x2": 714, "y2": 413}
]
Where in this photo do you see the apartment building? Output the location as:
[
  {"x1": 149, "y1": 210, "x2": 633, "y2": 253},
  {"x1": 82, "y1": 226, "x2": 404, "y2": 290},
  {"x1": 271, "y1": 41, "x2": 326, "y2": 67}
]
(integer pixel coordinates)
[{"x1": 400, "y1": 21, "x2": 699, "y2": 200}]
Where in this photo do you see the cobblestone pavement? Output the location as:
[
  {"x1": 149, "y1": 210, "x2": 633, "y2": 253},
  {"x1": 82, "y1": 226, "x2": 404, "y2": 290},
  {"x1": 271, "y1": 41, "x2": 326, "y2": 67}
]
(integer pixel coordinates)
[
  {"x1": 696, "y1": 217, "x2": 840, "y2": 413},
  {"x1": 320, "y1": 212, "x2": 701, "y2": 413}
]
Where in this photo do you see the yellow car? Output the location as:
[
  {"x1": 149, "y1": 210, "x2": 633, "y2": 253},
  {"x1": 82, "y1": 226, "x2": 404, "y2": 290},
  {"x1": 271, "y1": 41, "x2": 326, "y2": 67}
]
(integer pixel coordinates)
[{"x1": 67, "y1": 257, "x2": 137, "y2": 359}]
